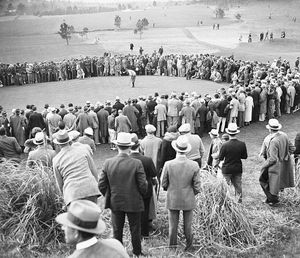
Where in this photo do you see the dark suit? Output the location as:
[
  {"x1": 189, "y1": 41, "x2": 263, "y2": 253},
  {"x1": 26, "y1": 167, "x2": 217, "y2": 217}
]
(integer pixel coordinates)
[
  {"x1": 99, "y1": 153, "x2": 148, "y2": 256},
  {"x1": 219, "y1": 138, "x2": 247, "y2": 201},
  {"x1": 28, "y1": 111, "x2": 46, "y2": 133},
  {"x1": 196, "y1": 105, "x2": 208, "y2": 137},
  {"x1": 130, "y1": 152, "x2": 157, "y2": 237}
]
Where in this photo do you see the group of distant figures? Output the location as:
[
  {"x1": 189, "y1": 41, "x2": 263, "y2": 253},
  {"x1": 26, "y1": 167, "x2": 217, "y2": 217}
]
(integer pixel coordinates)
[{"x1": 246, "y1": 31, "x2": 285, "y2": 43}]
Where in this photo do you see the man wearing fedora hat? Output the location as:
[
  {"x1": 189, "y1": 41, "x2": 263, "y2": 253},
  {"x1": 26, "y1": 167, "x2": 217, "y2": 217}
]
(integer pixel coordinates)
[
  {"x1": 99, "y1": 132, "x2": 148, "y2": 256},
  {"x1": 129, "y1": 133, "x2": 157, "y2": 238},
  {"x1": 259, "y1": 119, "x2": 295, "y2": 205},
  {"x1": 219, "y1": 123, "x2": 248, "y2": 202},
  {"x1": 63, "y1": 106, "x2": 77, "y2": 131},
  {"x1": 162, "y1": 135, "x2": 201, "y2": 251},
  {"x1": 26, "y1": 132, "x2": 56, "y2": 168},
  {"x1": 56, "y1": 200, "x2": 129, "y2": 258},
  {"x1": 178, "y1": 123, "x2": 205, "y2": 168},
  {"x1": 53, "y1": 130, "x2": 100, "y2": 206},
  {"x1": 207, "y1": 129, "x2": 222, "y2": 172},
  {"x1": 78, "y1": 127, "x2": 96, "y2": 153}
]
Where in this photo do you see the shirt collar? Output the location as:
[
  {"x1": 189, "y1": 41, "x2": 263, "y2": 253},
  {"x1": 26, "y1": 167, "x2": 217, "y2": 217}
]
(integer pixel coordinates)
[{"x1": 76, "y1": 237, "x2": 98, "y2": 250}]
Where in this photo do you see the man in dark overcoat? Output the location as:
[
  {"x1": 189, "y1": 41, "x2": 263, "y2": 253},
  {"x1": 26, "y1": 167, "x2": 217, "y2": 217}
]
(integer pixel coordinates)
[{"x1": 99, "y1": 132, "x2": 148, "y2": 257}]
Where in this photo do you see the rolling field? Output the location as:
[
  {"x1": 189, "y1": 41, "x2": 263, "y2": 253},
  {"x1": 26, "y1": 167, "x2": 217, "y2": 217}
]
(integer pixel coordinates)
[{"x1": 0, "y1": 1, "x2": 299, "y2": 63}]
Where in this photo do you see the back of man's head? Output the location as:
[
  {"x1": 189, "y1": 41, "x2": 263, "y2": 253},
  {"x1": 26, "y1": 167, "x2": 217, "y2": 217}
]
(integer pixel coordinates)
[{"x1": 0, "y1": 127, "x2": 6, "y2": 136}]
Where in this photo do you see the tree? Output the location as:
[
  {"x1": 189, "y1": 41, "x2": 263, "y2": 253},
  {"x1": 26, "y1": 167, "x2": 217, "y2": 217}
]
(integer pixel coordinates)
[
  {"x1": 58, "y1": 22, "x2": 73, "y2": 45},
  {"x1": 114, "y1": 15, "x2": 121, "y2": 29},
  {"x1": 142, "y1": 18, "x2": 149, "y2": 28},
  {"x1": 135, "y1": 19, "x2": 144, "y2": 39},
  {"x1": 235, "y1": 13, "x2": 241, "y2": 20},
  {"x1": 17, "y1": 3, "x2": 26, "y2": 14},
  {"x1": 83, "y1": 27, "x2": 89, "y2": 38},
  {"x1": 214, "y1": 7, "x2": 225, "y2": 19}
]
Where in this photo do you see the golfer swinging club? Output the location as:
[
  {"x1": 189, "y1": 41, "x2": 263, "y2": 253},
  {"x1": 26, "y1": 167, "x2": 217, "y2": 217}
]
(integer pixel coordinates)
[{"x1": 127, "y1": 68, "x2": 136, "y2": 88}]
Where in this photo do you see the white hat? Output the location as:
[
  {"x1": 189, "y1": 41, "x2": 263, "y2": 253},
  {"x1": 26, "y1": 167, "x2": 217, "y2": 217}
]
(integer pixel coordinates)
[
  {"x1": 145, "y1": 124, "x2": 156, "y2": 133},
  {"x1": 53, "y1": 130, "x2": 72, "y2": 145},
  {"x1": 84, "y1": 127, "x2": 93, "y2": 136},
  {"x1": 225, "y1": 123, "x2": 240, "y2": 135},
  {"x1": 178, "y1": 123, "x2": 191, "y2": 133},
  {"x1": 171, "y1": 136, "x2": 191, "y2": 153},
  {"x1": 55, "y1": 200, "x2": 106, "y2": 234},
  {"x1": 112, "y1": 132, "x2": 134, "y2": 146},
  {"x1": 209, "y1": 129, "x2": 219, "y2": 137},
  {"x1": 68, "y1": 130, "x2": 80, "y2": 141},
  {"x1": 266, "y1": 119, "x2": 282, "y2": 131},
  {"x1": 33, "y1": 132, "x2": 45, "y2": 145}
]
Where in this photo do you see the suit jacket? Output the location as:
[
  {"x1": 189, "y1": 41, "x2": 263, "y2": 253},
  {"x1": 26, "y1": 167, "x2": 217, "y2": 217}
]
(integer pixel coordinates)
[
  {"x1": 0, "y1": 135, "x2": 22, "y2": 161},
  {"x1": 28, "y1": 111, "x2": 46, "y2": 132},
  {"x1": 99, "y1": 153, "x2": 148, "y2": 212},
  {"x1": 219, "y1": 138, "x2": 247, "y2": 175},
  {"x1": 115, "y1": 115, "x2": 131, "y2": 134},
  {"x1": 130, "y1": 152, "x2": 157, "y2": 198},
  {"x1": 162, "y1": 154, "x2": 201, "y2": 210},
  {"x1": 261, "y1": 131, "x2": 295, "y2": 195},
  {"x1": 69, "y1": 238, "x2": 129, "y2": 258}
]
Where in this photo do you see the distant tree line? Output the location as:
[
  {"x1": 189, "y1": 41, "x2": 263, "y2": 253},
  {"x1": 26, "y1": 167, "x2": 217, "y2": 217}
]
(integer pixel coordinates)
[{"x1": 0, "y1": 0, "x2": 117, "y2": 16}]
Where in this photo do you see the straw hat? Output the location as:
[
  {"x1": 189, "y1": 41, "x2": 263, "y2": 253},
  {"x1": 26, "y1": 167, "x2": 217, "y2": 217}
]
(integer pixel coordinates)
[
  {"x1": 131, "y1": 133, "x2": 140, "y2": 148},
  {"x1": 145, "y1": 124, "x2": 156, "y2": 133},
  {"x1": 225, "y1": 123, "x2": 240, "y2": 135},
  {"x1": 55, "y1": 200, "x2": 106, "y2": 234},
  {"x1": 171, "y1": 136, "x2": 191, "y2": 153},
  {"x1": 266, "y1": 119, "x2": 282, "y2": 131},
  {"x1": 53, "y1": 130, "x2": 72, "y2": 145},
  {"x1": 84, "y1": 127, "x2": 93, "y2": 136},
  {"x1": 209, "y1": 129, "x2": 219, "y2": 137},
  {"x1": 178, "y1": 123, "x2": 191, "y2": 133},
  {"x1": 33, "y1": 132, "x2": 45, "y2": 145},
  {"x1": 68, "y1": 130, "x2": 80, "y2": 141},
  {"x1": 112, "y1": 132, "x2": 134, "y2": 146}
]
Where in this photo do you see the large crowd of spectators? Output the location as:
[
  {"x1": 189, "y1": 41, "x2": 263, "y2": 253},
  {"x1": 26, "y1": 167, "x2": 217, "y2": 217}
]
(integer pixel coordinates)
[
  {"x1": 1, "y1": 51, "x2": 299, "y2": 87},
  {"x1": 1, "y1": 53, "x2": 300, "y2": 257}
]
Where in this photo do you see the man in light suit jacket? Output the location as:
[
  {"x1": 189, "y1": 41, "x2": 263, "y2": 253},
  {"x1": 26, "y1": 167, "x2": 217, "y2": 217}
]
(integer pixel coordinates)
[
  {"x1": 56, "y1": 200, "x2": 129, "y2": 258},
  {"x1": 99, "y1": 132, "x2": 148, "y2": 256},
  {"x1": 162, "y1": 135, "x2": 201, "y2": 251}
]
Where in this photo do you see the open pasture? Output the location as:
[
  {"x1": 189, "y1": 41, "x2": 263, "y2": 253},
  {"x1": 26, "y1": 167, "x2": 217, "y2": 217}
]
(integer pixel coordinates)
[{"x1": 0, "y1": 1, "x2": 300, "y2": 64}]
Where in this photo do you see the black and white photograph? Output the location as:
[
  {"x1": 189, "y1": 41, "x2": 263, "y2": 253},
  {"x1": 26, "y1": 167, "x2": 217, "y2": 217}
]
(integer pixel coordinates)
[{"x1": 0, "y1": 0, "x2": 300, "y2": 257}]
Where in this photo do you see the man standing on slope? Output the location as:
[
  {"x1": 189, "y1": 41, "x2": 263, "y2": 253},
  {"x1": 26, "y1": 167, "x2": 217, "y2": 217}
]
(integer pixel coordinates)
[{"x1": 219, "y1": 123, "x2": 248, "y2": 203}]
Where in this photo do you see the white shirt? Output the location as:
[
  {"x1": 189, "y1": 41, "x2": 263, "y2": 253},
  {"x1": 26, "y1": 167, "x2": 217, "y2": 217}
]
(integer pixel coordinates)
[{"x1": 76, "y1": 236, "x2": 98, "y2": 250}]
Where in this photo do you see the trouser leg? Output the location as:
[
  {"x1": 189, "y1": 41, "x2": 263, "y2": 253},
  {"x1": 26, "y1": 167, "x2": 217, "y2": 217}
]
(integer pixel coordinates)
[
  {"x1": 168, "y1": 209, "x2": 180, "y2": 247},
  {"x1": 127, "y1": 212, "x2": 142, "y2": 255},
  {"x1": 183, "y1": 210, "x2": 193, "y2": 249},
  {"x1": 111, "y1": 210, "x2": 125, "y2": 244}
]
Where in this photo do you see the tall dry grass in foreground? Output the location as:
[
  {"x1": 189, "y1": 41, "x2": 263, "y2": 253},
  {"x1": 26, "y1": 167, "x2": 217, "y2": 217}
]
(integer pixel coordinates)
[
  {"x1": 0, "y1": 161, "x2": 299, "y2": 257},
  {"x1": 0, "y1": 160, "x2": 64, "y2": 255}
]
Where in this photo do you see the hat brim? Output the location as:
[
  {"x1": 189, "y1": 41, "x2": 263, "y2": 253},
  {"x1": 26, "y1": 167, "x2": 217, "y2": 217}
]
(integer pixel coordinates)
[
  {"x1": 171, "y1": 140, "x2": 192, "y2": 153},
  {"x1": 266, "y1": 124, "x2": 282, "y2": 130},
  {"x1": 112, "y1": 140, "x2": 134, "y2": 147},
  {"x1": 53, "y1": 138, "x2": 72, "y2": 145},
  {"x1": 56, "y1": 213, "x2": 106, "y2": 235},
  {"x1": 209, "y1": 132, "x2": 219, "y2": 137},
  {"x1": 225, "y1": 129, "x2": 240, "y2": 135},
  {"x1": 33, "y1": 140, "x2": 44, "y2": 145}
]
